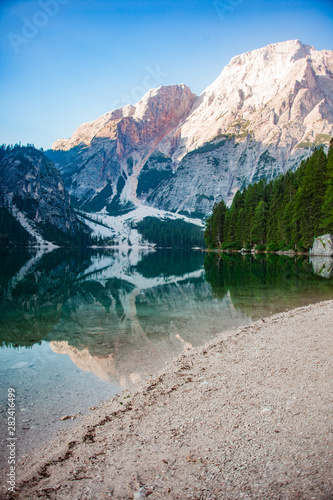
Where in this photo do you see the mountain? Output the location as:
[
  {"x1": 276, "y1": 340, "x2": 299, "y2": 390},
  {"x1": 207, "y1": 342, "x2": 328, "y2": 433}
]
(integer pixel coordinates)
[
  {"x1": 0, "y1": 146, "x2": 88, "y2": 246},
  {"x1": 48, "y1": 85, "x2": 196, "y2": 215},
  {"x1": 49, "y1": 40, "x2": 333, "y2": 217}
]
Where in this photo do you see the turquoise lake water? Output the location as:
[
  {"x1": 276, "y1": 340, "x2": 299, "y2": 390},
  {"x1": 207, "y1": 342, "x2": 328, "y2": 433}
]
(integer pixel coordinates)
[{"x1": 0, "y1": 248, "x2": 332, "y2": 460}]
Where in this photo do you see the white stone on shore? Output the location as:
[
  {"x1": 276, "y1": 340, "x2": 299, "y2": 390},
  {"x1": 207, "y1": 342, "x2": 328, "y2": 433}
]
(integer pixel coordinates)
[{"x1": 310, "y1": 234, "x2": 333, "y2": 256}]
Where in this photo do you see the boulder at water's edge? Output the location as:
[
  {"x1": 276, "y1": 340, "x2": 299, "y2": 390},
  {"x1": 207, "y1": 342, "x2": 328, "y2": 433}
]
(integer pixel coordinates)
[{"x1": 310, "y1": 234, "x2": 333, "y2": 256}]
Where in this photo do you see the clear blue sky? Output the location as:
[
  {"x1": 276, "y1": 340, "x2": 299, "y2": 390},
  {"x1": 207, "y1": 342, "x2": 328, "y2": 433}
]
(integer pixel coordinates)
[{"x1": 0, "y1": 0, "x2": 333, "y2": 149}]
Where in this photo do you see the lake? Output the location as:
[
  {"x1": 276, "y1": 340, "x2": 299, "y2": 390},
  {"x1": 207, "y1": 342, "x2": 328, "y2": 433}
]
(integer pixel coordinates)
[{"x1": 0, "y1": 247, "x2": 332, "y2": 462}]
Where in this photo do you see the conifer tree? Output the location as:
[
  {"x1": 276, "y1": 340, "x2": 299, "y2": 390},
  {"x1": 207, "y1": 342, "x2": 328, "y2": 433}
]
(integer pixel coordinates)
[
  {"x1": 205, "y1": 144, "x2": 332, "y2": 251},
  {"x1": 321, "y1": 138, "x2": 333, "y2": 233},
  {"x1": 252, "y1": 200, "x2": 267, "y2": 244}
]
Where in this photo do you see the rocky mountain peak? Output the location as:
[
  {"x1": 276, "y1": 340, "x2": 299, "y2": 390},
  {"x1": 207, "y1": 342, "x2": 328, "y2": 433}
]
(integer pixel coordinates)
[
  {"x1": 52, "y1": 84, "x2": 196, "y2": 153},
  {"x1": 49, "y1": 40, "x2": 333, "y2": 217},
  {"x1": 166, "y1": 40, "x2": 333, "y2": 162}
]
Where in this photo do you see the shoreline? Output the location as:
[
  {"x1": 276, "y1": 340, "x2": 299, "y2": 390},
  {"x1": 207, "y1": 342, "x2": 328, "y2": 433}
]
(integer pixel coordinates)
[
  {"x1": 205, "y1": 248, "x2": 310, "y2": 256},
  {"x1": 4, "y1": 300, "x2": 333, "y2": 499}
]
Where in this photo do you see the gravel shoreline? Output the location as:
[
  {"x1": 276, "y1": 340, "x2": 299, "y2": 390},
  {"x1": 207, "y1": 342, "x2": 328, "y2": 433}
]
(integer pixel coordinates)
[{"x1": 4, "y1": 300, "x2": 333, "y2": 500}]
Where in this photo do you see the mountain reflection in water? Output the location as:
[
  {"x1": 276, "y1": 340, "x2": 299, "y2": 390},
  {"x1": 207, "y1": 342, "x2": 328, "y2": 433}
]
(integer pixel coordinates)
[{"x1": 0, "y1": 248, "x2": 332, "y2": 387}]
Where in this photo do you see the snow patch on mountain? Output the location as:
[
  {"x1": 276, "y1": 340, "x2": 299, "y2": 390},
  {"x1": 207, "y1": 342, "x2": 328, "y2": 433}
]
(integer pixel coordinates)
[
  {"x1": 77, "y1": 206, "x2": 204, "y2": 247},
  {"x1": 4, "y1": 192, "x2": 56, "y2": 247}
]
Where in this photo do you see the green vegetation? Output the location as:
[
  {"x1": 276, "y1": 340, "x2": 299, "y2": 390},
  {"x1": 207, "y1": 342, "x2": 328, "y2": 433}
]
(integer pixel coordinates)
[
  {"x1": 146, "y1": 153, "x2": 172, "y2": 163},
  {"x1": 0, "y1": 202, "x2": 32, "y2": 246},
  {"x1": 0, "y1": 144, "x2": 94, "y2": 247},
  {"x1": 80, "y1": 175, "x2": 133, "y2": 217},
  {"x1": 177, "y1": 210, "x2": 206, "y2": 219},
  {"x1": 82, "y1": 183, "x2": 113, "y2": 212},
  {"x1": 315, "y1": 133, "x2": 332, "y2": 146},
  {"x1": 297, "y1": 134, "x2": 332, "y2": 149},
  {"x1": 38, "y1": 220, "x2": 92, "y2": 247},
  {"x1": 205, "y1": 140, "x2": 333, "y2": 251},
  {"x1": 106, "y1": 176, "x2": 135, "y2": 216},
  {"x1": 136, "y1": 217, "x2": 204, "y2": 248},
  {"x1": 13, "y1": 196, "x2": 39, "y2": 219},
  {"x1": 137, "y1": 153, "x2": 173, "y2": 197},
  {"x1": 186, "y1": 137, "x2": 231, "y2": 157},
  {"x1": 137, "y1": 168, "x2": 172, "y2": 196},
  {"x1": 126, "y1": 156, "x2": 134, "y2": 175}
]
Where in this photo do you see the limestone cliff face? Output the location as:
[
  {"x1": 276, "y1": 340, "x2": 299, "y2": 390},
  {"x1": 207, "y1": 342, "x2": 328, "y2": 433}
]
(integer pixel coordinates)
[
  {"x1": 49, "y1": 85, "x2": 197, "y2": 212},
  {"x1": 49, "y1": 40, "x2": 333, "y2": 215},
  {"x1": 0, "y1": 146, "x2": 82, "y2": 244},
  {"x1": 165, "y1": 40, "x2": 333, "y2": 158},
  {"x1": 149, "y1": 40, "x2": 333, "y2": 212}
]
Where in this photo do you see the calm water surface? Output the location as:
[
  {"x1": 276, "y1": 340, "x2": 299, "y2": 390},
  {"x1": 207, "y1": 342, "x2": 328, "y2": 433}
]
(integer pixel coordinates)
[{"x1": 0, "y1": 247, "x2": 332, "y2": 460}]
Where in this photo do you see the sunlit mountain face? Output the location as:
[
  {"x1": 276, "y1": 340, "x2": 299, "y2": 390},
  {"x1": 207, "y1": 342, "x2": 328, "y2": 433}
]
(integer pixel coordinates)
[{"x1": 50, "y1": 41, "x2": 333, "y2": 215}]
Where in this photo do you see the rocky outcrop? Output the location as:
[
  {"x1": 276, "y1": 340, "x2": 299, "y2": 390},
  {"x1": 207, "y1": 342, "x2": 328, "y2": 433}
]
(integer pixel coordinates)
[
  {"x1": 310, "y1": 234, "x2": 333, "y2": 256},
  {"x1": 0, "y1": 146, "x2": 84, "y2": 245},
  {"x1": 49, "y1": 40, "x2": 333, "y2": 215},
  {"x1": 49, "y1": 85, "x2": 197, "y2": 213}
]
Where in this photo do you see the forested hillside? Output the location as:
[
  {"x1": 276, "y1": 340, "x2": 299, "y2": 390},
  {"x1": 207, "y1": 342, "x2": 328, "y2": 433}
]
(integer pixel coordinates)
[
  {"x1": 0, "y1": 144, "x2": 92, "y2": 247},
  {"x1": 205, "y1": 140, "x2": 333, "y2": 252},
  {"x1": 136, "y1": 217, "x2": 205, "y2": 248}
]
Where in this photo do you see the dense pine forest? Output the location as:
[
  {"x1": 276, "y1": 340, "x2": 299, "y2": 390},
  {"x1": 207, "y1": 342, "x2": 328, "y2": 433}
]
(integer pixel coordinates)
[
  {"x1": 205, "y1": 140, "x2": 333, "y2": 252},
  {"x1": 136, "y1": 217, "x2": 205, "y2": 248}
]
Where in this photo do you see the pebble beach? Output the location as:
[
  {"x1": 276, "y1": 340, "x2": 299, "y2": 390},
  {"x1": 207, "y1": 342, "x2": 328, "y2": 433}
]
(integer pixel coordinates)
[{"x1": 4, "y1": 300, "x2": 333, "y2": 500}]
